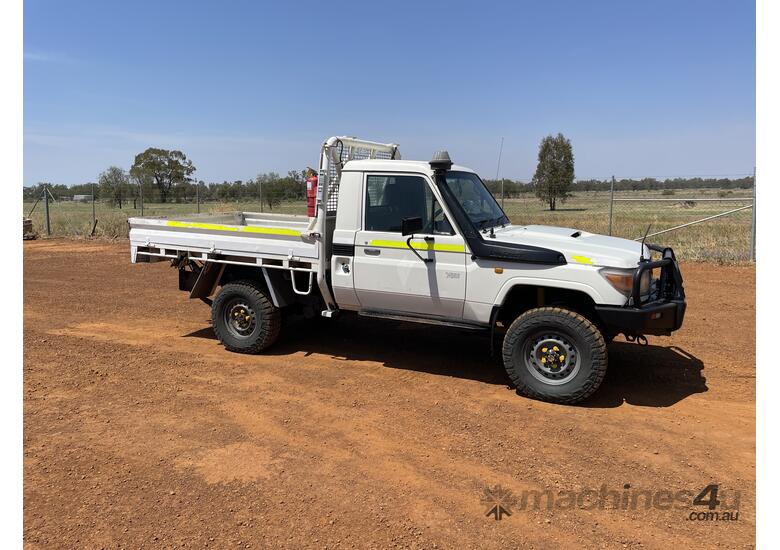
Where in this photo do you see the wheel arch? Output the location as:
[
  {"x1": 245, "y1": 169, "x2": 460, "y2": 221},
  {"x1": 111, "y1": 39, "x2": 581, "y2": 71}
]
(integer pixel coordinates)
[
  {"x1": 494, "y1": 281, "x2": 604, "y2": 330},
  {"x1": 495, "y1": 277, "x2": 604, "y2": 306},
  {"x1": 212, "y1": 264, "x2": 295, "y2": 308}
]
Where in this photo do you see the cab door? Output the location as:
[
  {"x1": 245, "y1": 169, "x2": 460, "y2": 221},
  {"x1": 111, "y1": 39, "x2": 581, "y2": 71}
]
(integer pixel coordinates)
[{"x1": 352, "y1": 173, "x2": 467, "y2": 318}]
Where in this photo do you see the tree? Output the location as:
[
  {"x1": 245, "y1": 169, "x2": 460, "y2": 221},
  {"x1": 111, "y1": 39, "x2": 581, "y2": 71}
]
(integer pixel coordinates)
[
  {"x1": 130, "y1": 171, "x2": 154, "y2": 209},
  {"x1": 129, "y1": 148, "x2": 195, "y2": 203},
  {"x1": 254, "y1": 173, "x2": 284, "y2": 210},
  {"x1": 98, "y1": 166, "x2": 130, "y2": 208},
  {"x1": 532, "y1": 133, "x2": 575, "y2": 211}
]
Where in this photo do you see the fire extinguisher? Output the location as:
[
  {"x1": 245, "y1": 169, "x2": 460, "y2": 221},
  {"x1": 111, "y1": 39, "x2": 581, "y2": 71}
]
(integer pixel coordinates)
[{"x1": 306, "y1": 170, "x2": 318, "y2": 218}]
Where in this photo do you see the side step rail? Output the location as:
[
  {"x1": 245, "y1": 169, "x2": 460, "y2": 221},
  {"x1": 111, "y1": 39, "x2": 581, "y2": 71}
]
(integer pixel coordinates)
[
  {"x1": 358, "y1": 310, "x2": 488, "y2": 331},
  {"x1": 291, "y1": 270, "x2": 314, "y2": 296}
]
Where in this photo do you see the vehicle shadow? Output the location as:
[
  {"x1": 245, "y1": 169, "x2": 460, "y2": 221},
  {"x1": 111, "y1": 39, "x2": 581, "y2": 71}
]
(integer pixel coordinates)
[
  {"x1": 582, "y1": 342, "x2": 708, "y2": 408},
  {"x1": 184, "y1": 314, "x2": 508, "y2": 386},
  {"x1": 183, "y1": 316, "x2": 707, "y2": 407}
]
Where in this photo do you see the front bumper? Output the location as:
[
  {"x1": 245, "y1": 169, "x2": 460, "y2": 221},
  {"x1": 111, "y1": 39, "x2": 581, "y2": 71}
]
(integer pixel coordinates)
[
  {"x1": 595, "y1": 299, "x2": 686, "y2": 336},
  {"x1": 595, "y1": 244, "x2": 686, "y2": 337}
]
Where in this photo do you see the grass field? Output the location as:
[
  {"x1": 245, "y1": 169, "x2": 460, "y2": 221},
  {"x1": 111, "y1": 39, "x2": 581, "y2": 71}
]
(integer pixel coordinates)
[
  {"x1": 501, "y1": 188, "x2": 754, "y2": 262},
  {"x1": 23, "y1": 187, "x2": 754, "y2": 262}
]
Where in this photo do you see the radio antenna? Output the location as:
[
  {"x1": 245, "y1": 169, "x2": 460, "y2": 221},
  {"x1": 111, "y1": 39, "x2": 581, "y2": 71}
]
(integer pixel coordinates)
[
  {"x1": 495, "y1": 137, "x2": 504, "y2": 208},
  {"x1": 639, "y1": 224, "x2": 652, "y2": 261}
]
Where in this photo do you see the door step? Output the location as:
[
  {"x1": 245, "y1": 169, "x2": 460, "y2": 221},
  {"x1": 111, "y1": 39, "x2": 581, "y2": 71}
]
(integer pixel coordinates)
[{"x1": 358, "y1": 310, "x2": 487, "y2": 331}]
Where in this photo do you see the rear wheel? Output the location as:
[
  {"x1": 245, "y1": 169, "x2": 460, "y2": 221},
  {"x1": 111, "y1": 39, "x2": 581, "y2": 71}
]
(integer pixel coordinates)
[
  {"x1": 212, "y1": 280, "x2": 281, "y2": 353},
  {"x1": 501, "y1": 307, "x2": 607, "y2": 404}
]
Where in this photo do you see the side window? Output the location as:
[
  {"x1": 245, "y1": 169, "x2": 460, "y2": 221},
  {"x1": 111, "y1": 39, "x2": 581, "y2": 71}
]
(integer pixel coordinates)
[
  {"x1": 427, "y1": 191, "x2": 454, "y2": 235},
  {"x1": 365, "y1": 174, "x2": 453, "y2": 234}
]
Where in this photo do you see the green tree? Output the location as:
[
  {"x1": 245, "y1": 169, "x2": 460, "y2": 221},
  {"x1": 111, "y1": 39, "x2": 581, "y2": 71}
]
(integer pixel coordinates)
[
  {"x1": 98, "y1": 166, "x2": 130, "y2": 208},
  {"x1": 129, "y1": 148, "x2": 196, "y2": 203},
  {"x1": 23, "y1": 183, "x2": 47, "y2": 201},
  {"x1": 130, "y1": 171, "x2": 154, "y2": 208},
  {"x1": 532, "y1": 133, "x2": 575, "y2": 211},
  {"x1": 257, "y1": 173, "x2": 283, "y2": 210}
]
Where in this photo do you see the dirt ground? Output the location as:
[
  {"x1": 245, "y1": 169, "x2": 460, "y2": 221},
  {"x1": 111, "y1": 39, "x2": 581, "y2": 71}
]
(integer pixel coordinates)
[{"x1": 23, "y1": 240, "x2": 755, "y2": 549}]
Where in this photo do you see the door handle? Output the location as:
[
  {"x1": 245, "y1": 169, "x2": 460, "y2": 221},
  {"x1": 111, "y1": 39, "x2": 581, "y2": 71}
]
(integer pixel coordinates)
[{"x1": 364, "y1": 248, "x2": 381, "y2": 256}]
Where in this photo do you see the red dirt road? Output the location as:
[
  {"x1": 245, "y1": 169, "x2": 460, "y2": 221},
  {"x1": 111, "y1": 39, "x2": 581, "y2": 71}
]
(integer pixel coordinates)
[{"x1": 24, "y1": 240, "x2": 755, "y2": 548}]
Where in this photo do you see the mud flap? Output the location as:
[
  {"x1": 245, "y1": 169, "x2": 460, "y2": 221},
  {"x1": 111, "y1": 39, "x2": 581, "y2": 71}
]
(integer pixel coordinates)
[{"x1": 189, "y1": 262, "x2": 225, "y2": 300}]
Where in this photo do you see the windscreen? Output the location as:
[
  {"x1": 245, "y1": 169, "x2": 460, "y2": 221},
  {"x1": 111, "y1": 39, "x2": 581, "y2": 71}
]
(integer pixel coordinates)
[{"x1": 439, "y1": 171, "x2": 509, "y2": 230}]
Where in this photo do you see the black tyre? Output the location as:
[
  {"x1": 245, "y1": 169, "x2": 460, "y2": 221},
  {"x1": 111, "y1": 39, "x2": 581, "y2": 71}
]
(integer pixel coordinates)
[
  {"x1": 212, "y1": 280, "x2": 281, "y2": 354},
  {"x1": 501, "y1": 307, "x2": 607, "y2": 404}
]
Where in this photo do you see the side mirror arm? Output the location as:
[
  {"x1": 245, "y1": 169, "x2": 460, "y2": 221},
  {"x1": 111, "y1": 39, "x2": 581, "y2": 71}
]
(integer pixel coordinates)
[{"x1": 406, "y1": 235, "x2": 434, "y2": 263}]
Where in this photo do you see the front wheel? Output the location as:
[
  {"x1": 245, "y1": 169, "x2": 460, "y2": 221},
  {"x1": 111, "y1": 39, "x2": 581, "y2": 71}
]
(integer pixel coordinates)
[
  {"x1": 501, "y1": 307, "x2": 607, "y2": 404},
  {"x1": 212, "y1": 280, "x2": 281, "y2": 354}
]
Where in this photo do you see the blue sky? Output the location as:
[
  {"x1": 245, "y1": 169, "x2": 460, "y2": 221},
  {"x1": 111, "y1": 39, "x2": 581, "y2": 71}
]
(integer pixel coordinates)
[{"x1": 24, "y1": 0, "x2": 755, "y2": 186}]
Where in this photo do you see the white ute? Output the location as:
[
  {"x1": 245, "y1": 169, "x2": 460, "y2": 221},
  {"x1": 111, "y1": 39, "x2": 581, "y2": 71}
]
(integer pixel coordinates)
[{"x1": 130, "y1": 136, "x2": 686, "y2": 403}]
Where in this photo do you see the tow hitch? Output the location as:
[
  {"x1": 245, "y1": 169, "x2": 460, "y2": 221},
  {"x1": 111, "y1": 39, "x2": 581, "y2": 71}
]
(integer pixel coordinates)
[{"x1": 626, "y1": 334, "x2": 648, "y2": 346}]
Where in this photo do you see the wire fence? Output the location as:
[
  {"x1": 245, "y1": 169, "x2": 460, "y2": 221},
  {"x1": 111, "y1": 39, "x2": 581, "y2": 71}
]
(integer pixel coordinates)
[
  {"x1": 24, "y1": 179, "x2": 755, "y2": 263},
  {"x1": 24, "y1": 186, "x2": 309, "y2": 240},
  {"x1": 497, "y1": 187, "x2": 755, "y2": 262},
  {"x1": 610, "y1": 195, "x2": 754, "y2": 262}
]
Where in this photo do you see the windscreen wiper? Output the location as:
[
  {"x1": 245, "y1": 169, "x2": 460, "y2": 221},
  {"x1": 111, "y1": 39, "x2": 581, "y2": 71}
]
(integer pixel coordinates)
[
  {"x1": 476, "y1": 218, "x2": 492, "y2": 230},
  {"x1": 479, "y1": 216, "x2": 504, "y2": 232}
]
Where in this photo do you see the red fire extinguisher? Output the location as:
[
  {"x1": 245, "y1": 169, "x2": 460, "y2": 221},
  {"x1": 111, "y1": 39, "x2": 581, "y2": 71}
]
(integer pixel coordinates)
[{"x1": 306, "y1": 171, "x2": 318, "y2": 218}]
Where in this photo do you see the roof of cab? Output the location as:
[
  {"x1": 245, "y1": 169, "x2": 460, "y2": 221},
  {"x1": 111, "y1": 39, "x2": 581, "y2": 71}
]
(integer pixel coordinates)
[{"x1": 341, "y1": 159, "x2": 476, "y2": 174}]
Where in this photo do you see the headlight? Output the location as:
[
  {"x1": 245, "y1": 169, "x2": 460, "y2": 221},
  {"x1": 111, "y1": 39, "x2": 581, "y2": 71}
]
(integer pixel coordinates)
[{"x1": 600, "y1": 268, "x2": 651, "y2": 297}]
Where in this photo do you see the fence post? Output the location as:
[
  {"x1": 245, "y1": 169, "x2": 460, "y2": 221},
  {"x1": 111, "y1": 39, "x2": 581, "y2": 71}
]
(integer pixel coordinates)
[
  {"x1": 751, "y1": 166, "x2": 756, "y2": 262},
  {"x1": 91, "y1": 181, "x2": 96, "y2": 234},
  {"x1": 259, "y1": 180, "x2": 264, "y2": 213},
  {"x1": 608, "y1": 175, "x2": 615, "y2": 236},
  {"x1": 43, "y1": 184, "x2": 51, "y2": 236},
  {"x1": 196, "y1": 181, "x2": 200, "y2": 214}
]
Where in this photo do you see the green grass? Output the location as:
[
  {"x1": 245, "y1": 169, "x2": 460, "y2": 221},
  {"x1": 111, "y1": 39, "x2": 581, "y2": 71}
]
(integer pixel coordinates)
[{"x1": 24, "y1": 188, "x2": 754, "y2": 263}]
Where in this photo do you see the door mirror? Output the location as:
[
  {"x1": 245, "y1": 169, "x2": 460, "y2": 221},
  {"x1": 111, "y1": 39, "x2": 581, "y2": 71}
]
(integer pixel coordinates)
[{"x1": 401, "y1": 216, "x2": 423, "y2": 236}]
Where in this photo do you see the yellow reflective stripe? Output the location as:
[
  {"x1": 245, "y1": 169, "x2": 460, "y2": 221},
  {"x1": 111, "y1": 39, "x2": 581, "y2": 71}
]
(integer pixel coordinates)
[
  {"x1": 240, "y1": 225, "x2": 302, "y2": 236},
  {"x1": 368, "y1": 239, "x2": 466, "y2": 253},
  {"x1": 571, "y1": 255, "x2": 593, "y2": 265},
  {"x1": 427, "y1": 242, "x2": 467, "y2": 252},
  {"x1": 167, "y1": 220, "x2": 238, "y2": 232},
  {"x1": 368, "y1": 239, "x2": 410, "y2": 249},
  {"x1": 166, "y1": 220, "x2": 301, "y2": 237}
]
